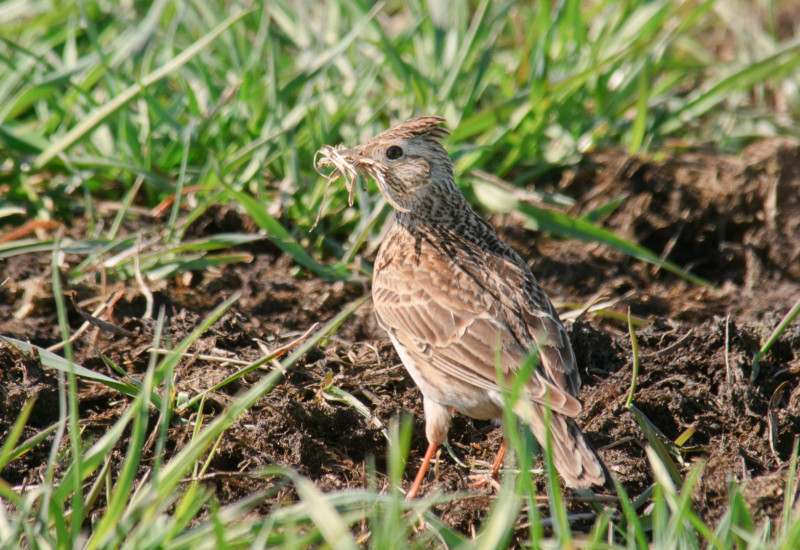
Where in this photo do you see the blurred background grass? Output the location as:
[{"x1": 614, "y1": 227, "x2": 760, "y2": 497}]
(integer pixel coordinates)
[
  {"x1": 2, "y1": 0, "x2": 800, "y2": 548},
  {"x1": 2, "y1": 0, "x2": 799, "y2": 266}
]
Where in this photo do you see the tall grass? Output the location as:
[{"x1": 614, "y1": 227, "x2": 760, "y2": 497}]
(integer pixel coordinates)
[
  {"x1": 3, "y1": 282, "x2": 798, "y2": 547},
  {"x1": 3, "y1": 0, "x2": 798, "y2": 272},
  {"x1": 2, "y1": 0, "x2": 800, "y2": 547}
]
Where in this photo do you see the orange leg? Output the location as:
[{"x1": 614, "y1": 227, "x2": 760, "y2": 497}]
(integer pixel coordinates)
[
  {"x1": 490, "y1": 440, "x2": 507, "y2": 480},
  {"x1": 406, "y1": 442, "x2": 438, "y2": 499},
  {"x1": 471, "y1": 440, "x2": 506, "y2": 490}
]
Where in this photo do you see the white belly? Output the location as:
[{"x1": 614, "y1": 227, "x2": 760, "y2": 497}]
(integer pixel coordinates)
[{"x1": 388, "y1": 332, "x2": 504, "y2": 420}]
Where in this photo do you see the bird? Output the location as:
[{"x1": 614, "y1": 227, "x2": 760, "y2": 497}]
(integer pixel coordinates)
[{"x1": 328, "y1": 116, "x2": 606, "y2": 498}]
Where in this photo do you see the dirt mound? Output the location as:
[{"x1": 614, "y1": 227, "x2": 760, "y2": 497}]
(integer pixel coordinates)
[{"x1": 566, "y1": 138, "x2": 800, "y2": 289}]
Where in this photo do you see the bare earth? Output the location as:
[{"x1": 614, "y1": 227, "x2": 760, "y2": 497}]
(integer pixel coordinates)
[{"x1": 2, "y1": 139, "x2": 799, "y2": 536}]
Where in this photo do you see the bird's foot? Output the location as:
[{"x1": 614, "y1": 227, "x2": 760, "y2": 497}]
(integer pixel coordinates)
[
  {"x1": 468, "y1": 471, "x2": 502, "y2": 492},
  {"x1": 468, "y1": 440, "x2": 506, "y2": 492}
]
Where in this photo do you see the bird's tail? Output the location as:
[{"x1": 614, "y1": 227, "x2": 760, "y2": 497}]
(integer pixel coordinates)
[{"x1": 516, "y1": 402, "x2": 608, "y2": 489}]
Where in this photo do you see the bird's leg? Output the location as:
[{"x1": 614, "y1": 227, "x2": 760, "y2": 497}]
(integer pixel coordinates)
[
  {"x1": 471, "y1": 440, "x2": 506, "y2": 491},
  {"x1": 406, "y1": 442, "x2": 438, "y2": 499},
  {"x1": 490, "y1": 440, "x2": 507, "y2": 479}
]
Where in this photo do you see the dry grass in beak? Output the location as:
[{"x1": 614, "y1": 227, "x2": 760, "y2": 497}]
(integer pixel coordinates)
[
  {"x1": 314, "y1": 145, "x2": 360, "y2": 203},
  {"x1": 312, "y1": 145, "x2": 362, "y2": 229}
]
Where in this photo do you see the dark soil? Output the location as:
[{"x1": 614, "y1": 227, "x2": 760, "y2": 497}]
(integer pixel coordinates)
[{"x1": 2, "y1": 139, "x2": 799, "y2": 540}]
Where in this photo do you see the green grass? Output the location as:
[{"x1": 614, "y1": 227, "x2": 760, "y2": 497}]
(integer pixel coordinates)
[
  {"x1": 2, "y1": 0, "x2": 797, "y2": 282},
  {"x1": 2, "y1": 0, "x2": 800, "y2": 548},
  {"x1": 3, "y1": 276, "x2": 798, "y2": 548}
]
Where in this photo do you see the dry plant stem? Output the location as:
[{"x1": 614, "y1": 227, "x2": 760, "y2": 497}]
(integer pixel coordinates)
[
  {"x1": 648, "y1": 329, "x2": 694, "y2": 358},
  {"x1": 177, "y1": 322, "x2": 320, "y2": 412},
  {"x1": 46, "y1": 289, "x2": 126, "y2": 352},
  {"x1": 0, "y1": 220, "x2": 62, "y2": 243},
  {"x1": 70, "y1": 292, "x2": 134, "y2": 337},
  {"x1": 134, "y1": 237, "x2": 154, "y2": 319},
  {"x1": 147, "y1": 349, "x2": 251, "y2": 366},
  {"x1": 562, "y1": 291, "x2": 613, "y2": 323}
]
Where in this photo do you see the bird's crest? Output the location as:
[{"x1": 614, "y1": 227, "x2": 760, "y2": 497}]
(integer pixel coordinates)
[{"x1": 374, "y1": 116, "x2": 450, "y2": 142}]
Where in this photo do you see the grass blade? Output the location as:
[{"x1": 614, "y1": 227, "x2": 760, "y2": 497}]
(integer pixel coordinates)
[
  {"x1": 34, "y1": 10, "x2": 251, "y2": 168},
  {"x1": 224, "y1": 185, "x2": 347, "y2": 279},
  {"x1": 625, "y1": 307, "x2": 640, "y2": 409},
  {"x1": 2, "y1": 338, "x2": 140, "y2": 397},
  {"x1": 472, "y1": 177, "x2": 712, "y2": 287},
  {"x1": 0, "y1": 398, "x2": 37, "y2": 471},
  {"x1": 752, "y1": 294, "x2": 800, "y2": 373}
]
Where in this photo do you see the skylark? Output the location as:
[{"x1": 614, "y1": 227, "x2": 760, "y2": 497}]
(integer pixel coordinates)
[{"x1": 317, "y1": 116, "x2": 606, "y2": 498}]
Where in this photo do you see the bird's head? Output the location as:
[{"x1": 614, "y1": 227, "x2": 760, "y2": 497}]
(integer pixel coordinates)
[{"x1": 337, "y1": 116, "x2": 460, "y2": 215}]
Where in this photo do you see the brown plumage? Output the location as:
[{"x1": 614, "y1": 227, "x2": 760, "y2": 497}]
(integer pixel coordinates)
[{"x1": 326, "y1": 116, "x2": 606, "y2": 497}]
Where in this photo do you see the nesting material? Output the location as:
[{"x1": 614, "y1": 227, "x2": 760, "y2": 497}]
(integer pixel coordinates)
[{"x1": 312, "y1": 145, "x2": 362, "y2": 229}]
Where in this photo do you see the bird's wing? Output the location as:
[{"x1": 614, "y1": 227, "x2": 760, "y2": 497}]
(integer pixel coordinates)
[{"x1": 373, "y1": 230, "x2": 582, "y2": 417}]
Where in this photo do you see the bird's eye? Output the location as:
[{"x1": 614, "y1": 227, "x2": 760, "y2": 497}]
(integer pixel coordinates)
[{"x1": 386, "y1": 145, "x2": 403, "y2": 160}]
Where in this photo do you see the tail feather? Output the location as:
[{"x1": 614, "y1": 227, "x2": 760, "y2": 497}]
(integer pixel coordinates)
[{"x1": 516, "y1": 401, "x2": 607, "y2": 488}]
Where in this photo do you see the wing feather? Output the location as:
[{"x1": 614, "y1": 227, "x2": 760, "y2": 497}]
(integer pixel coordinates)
[{"x1": 373, "y1": 226, "x2": 582, "y2": 417}]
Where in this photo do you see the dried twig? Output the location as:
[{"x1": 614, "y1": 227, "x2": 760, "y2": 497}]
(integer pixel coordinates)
[
  {"x1": 69, "y1": 292, "x2": 134, "y2": 337},
  {"x1": 47, "y1": 288, "x2": 127, "y2": 352}
]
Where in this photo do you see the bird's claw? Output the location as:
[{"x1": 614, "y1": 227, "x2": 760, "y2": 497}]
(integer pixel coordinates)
[{"x1": 468, "y1": 472, "x2": 502, "y2": 492}]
